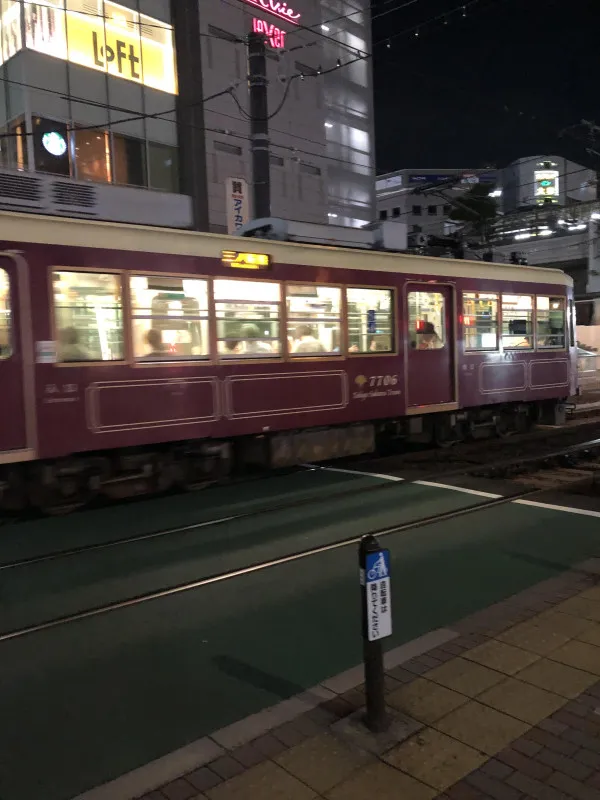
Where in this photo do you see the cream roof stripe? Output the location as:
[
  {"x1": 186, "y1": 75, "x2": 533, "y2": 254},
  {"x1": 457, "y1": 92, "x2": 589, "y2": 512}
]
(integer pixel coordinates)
[{"x1": 0, "y1": 211, "x2": 571, "y2": 288}]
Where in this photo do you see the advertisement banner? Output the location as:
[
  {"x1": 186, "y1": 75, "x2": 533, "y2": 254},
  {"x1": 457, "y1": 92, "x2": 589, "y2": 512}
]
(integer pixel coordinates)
[{"x1": 226, "y1": 178, "x2": 250, "y2": 235}]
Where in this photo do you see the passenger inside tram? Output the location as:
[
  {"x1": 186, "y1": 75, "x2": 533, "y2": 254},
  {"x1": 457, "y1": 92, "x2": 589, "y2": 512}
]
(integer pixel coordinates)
[
  {"x1": 58, "y1": 327, "x2": 90, "y2": 362},
  {"x1": 141, "y1": 328, "x2": 168, "y2": 359},
  {"x1": 370, "y1": 334, "x2": 391, "y2": 351},
  {"x1": 293, "y1": 324, "x2": 326, "y2": 353},
  {"x1": 239, "y1": 323, "x2": 272, "y2": 354},
  {"x1": 417, "y1": 322, "x2": 443, "y2": 349},
  {"x1": 224, "y1": 339, "x2": 243, "y2": 355}
]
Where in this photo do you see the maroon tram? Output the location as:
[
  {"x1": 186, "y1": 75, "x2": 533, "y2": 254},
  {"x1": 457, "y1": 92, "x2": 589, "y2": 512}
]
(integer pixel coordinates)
[{"x1": 0, "y1": 212, "x2": 575, "y2": 512}]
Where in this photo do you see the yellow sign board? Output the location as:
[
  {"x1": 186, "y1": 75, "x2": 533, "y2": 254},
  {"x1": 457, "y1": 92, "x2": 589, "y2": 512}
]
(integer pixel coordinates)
[
  {"x1": 19, "y1": 0, "x2": 177, "y2": 95},
  {"x1": 222, "y1": 251, "x2": 272, "y2": 270}
]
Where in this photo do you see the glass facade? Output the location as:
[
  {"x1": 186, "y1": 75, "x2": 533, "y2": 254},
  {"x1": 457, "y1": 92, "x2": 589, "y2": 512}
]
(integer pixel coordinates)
[
  {"x1": 0, "y1": 2, "x2": 179, "y2": 193},
  {"x1": 24, "y1": 116, "x2": 178, "y2": 190},
  {"x1": 13, "y1": 0, "x2": 177, "y2": 93}
]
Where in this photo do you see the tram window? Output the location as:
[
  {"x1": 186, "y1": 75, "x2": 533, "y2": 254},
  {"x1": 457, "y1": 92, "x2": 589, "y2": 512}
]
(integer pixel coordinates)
[
  {"x1": 502, "y1": 294, "x2": 533, "y2": 348},
  {"x1": 286, "y1": 285, "x2": 342, "y2": 356},
  {"x1": 536, "y1": 296, "x2": 565, "y2": 348},
  {"x1": 53, "y1": 271, "x2": 124, "y2": 362},
  {"x1": 347, "y1": 287, "x2": 393, "y2": 353},
  {"x1": 130, "y1": 276, "x2": 209, "y2": 361},
  {"x1": 408, "y1": 291, "x2": 445, "y2": 350},
  {"x1": 214, "y1": 279, "x2": 281, "y2": 358},
  {"x1": 463, "y1": 292, "x2": 498, "y2": 351},
  {"x1": 0, "y1": 268, "x2": 11, "y2": 359}
]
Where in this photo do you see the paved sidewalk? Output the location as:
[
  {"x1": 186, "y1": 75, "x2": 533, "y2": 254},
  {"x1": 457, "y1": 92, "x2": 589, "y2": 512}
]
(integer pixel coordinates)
[{"x1": 95, "y1": 559, "x2": 600, "y2": 800}]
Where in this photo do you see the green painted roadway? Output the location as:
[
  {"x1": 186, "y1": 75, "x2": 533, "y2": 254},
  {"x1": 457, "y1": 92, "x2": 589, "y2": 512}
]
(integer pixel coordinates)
[
  {"x1": 0, "y1": 472, "x2": 481, "y2": 633},
  {"x1": 0, "y1": 474, "x2": 598, "y2": 800}
]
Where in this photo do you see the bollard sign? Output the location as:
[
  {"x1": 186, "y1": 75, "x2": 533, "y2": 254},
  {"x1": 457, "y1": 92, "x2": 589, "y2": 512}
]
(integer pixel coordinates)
[{"x1": 364, "y1": 549, "x2": 392, "y2": 641}]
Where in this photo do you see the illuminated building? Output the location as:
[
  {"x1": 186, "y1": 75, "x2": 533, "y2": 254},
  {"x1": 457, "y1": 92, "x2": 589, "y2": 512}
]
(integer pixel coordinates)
[
  {"x1": 0, "y1": 0, "x2": 187, "y2": 226},
  {"x1": 501, "y1": 156, "x2": 596, "y2": 213},
  {"x1": 197, "y1": 0, "x2": 375, "y2": 231},
  {"x1": 0, "y1": 0, "x2": 374, "y2": 231}
]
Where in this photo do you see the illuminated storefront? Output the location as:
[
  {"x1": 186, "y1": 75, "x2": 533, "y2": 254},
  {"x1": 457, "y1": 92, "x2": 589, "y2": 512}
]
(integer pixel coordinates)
[
  {"x1": 0, "y1": 0, "x2": 180, "y2": 196},
  {"x1": 0, "y1": 0, "x2": 177, "y2": 93}
]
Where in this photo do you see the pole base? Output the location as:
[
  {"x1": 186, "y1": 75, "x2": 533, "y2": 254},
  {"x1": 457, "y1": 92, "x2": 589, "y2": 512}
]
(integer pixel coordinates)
[{"x1": 332, "y1": 707, "x2": 423, "y2": 756}]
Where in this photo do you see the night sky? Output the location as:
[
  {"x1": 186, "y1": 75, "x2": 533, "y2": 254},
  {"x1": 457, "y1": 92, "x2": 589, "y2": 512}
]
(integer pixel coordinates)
[{"x1": 372, "y1": 0, "x2": 599, "y2": 174}]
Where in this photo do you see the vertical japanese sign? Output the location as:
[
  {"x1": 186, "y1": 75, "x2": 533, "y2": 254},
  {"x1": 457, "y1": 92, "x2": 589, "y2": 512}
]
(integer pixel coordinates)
[
  {"x1": 226, "y1": 177, "x2": 250, "y2": 234},
  {"x1": 364, "y1": 549, "x2": 392, "y2": 641}
]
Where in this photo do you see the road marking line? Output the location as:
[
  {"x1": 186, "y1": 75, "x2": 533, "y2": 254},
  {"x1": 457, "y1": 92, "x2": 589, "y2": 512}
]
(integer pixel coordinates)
[
  {"x1": 315, "y1": 467, "x2": 600, "y2": 516},
  {"x1": 415, "y1": 480, "x2": 502, "y2": 498},
  {"x1": 305, "y1": 464, "x2": 404, "y2": 482},
  {"x1": 514, "y1": 499, "x2": 600, "y2": 518}
]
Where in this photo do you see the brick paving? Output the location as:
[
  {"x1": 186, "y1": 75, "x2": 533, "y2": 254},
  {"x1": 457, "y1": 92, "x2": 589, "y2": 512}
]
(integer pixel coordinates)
[{"x1": 131, "y1": 559, "x2": 600, "y2": 800}]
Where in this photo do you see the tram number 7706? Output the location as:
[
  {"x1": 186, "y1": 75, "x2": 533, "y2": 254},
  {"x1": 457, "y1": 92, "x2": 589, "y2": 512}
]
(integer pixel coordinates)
[{"x1": 369, "y1": 375, "x2": 398, "y2": 388}]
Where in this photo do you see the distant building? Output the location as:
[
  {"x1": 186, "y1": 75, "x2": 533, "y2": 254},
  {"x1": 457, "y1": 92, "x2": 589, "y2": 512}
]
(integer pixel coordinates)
[
  {"x1": 375, "y1": 168, "x2": 498, "y2": 237},
  {"x1": 501, "y1": 155, "x2": 596, "y2": 214}
]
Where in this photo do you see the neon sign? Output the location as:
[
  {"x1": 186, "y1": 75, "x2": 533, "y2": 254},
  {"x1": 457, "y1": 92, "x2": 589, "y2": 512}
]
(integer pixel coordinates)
[
  {"x1": 241, "y1": 0, "x2": 300, "y2": 24},
  {"x1": 252, "y1": 18, "x2": 286, "y2": 48}
]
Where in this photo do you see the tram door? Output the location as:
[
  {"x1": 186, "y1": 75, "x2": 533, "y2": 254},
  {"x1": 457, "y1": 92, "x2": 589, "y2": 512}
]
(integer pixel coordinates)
[
  {"x1": 406, "y1": 284, "x2": 456, "y2": 408},
  {"x1": 0, "y1": 260, "x2": 28, "y2": 453}
]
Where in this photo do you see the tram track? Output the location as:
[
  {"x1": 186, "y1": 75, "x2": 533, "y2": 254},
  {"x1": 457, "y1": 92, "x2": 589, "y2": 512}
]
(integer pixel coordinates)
[
  {"x1": 0, "y1": 483, "x2": 550, "y2": 643},
  {"x1": 3, "y1": 429, "x2": 600, "y2": 573}
]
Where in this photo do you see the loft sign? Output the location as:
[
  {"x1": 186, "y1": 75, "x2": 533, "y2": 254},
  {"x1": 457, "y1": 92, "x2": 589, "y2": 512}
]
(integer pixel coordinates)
[
  {"x1": 240, "y1": 0, "x2": 301, "y2": 24},
  {"x1": 92, "y1": 31, "x2": 140, "y2": 78},
  {"x1": 252, "y1": 18, "x2": 286, "y2": 48}
]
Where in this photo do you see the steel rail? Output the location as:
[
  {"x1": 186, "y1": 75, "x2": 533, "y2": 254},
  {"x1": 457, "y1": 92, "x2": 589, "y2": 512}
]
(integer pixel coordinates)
[
  {"x1": 3, "y1": 432, "x2": 600, "y2": 572},
  {"x1": 0, "y1": 484, "x2": 546, "y2": 643}
]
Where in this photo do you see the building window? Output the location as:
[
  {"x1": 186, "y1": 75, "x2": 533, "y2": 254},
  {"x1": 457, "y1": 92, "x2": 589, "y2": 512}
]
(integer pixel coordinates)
[
  {"x1": 53, "y1": 271, "x2": 124, "y2": 362},
  {"x1": 0, "y1": 268, "x2": 11, "y2": 359},
  {"x1": 33, "y1": 117, "x2": 70, "y2": 176},
  {"x1": 113, "y1": 134, "x2": 146, "y2": 187},
  {"x1": 502, "y1": 294, "x2": 533, "y2": 348},
  {"x1": 536, "y1": 296, "x2": 565, "y2": 348},
  {"x1": 379, "y1": 209, "x2": 388, "y2": 220},
  {"x1": 7, "y1": 118, "x2": 28, "y2": 170},
  {"x1": 408, "y1": 291, "x2": 445, "y2": 349},
  {"x1": 300, "y1": 162, "x2": 321, "y2": 176},
  {"x1": 392, "y1": 207, "x2": 400, "y2": 218},
  {"x1": 130, "y1": 276, "x2": 209, "y2": 360},
  {"x1": 148, "y1": 142, "x2": 179, "y2": 192},
  {"x1": 412, "y1": 204, "x2": 422, "y2": 216},
  {"x1": 443, "y1": 204, "x2": 451, "y2": 215},
  {"x1": 25, "y1": 0, "x2": 66, "y2": 58},
  {"x1": 214, "y1": 279, "x2": 281, "y2": 358},
  {"x1": 463, "y1": 292, "x2": 498, "y2": 351},
  {"x1": 215, "y1": 140, "x2": 242, "y2": 156},
  {"x1": 347, "y1": 288, "x2": 393, "y2": 353},
  {"x1": 3, "y1": 0, "x2": 22, "y2": 61},
  {"x1": 428, "y1": 205, "x2": 437, "y2": 216},
  {"x1": 72, "y1": 128, "x2": 111, "y2": 183},
  {"x1": 287, "y1": 285, "x2": 341, "y2": 355},
  {"x1": 270, "y1": 154, "x2": 284, "y2": 166}
]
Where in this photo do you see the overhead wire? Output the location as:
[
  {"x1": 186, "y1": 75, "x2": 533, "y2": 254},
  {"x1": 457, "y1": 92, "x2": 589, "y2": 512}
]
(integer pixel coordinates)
[
  {"x1": 17, "y1": 0, "x2": 245, "y2": 42},
  {"x1": 3, "y1": 0, "x2": 594, "y2": 243}
]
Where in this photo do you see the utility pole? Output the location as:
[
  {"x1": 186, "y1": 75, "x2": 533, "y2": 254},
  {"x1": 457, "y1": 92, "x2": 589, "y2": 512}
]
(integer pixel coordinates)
[{"x1": 247, "y1": 32, "x2": 271, "y2": 219}]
